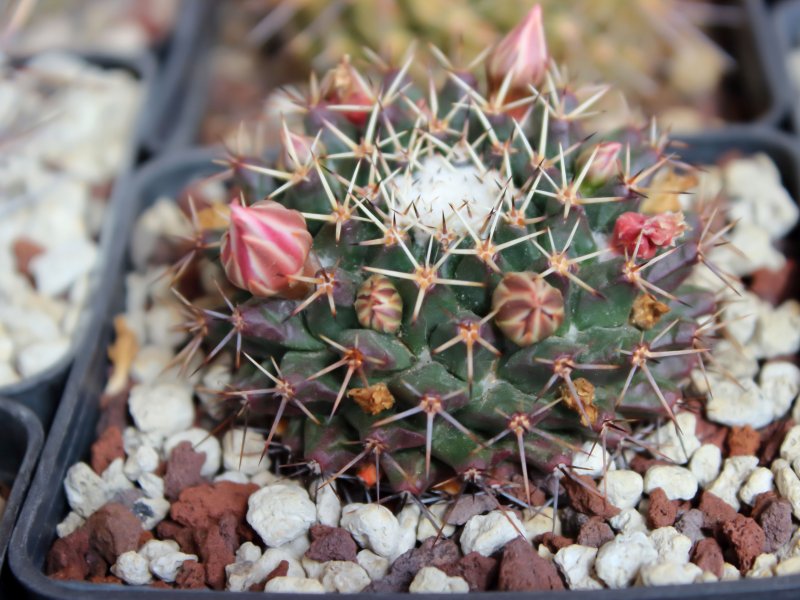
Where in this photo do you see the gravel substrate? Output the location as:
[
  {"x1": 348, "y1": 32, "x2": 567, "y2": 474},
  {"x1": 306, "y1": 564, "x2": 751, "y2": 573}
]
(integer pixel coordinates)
[
  {"x1": 46, "y1": 152, "x2": 800, "y2": 592},
  {"x1": 0, "y1": 53, "x2": 141, "y2": 387}
]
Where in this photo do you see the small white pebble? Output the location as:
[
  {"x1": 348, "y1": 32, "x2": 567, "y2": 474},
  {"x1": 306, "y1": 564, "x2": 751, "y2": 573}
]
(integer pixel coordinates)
[
  {"x1": 309, "y1": 478, "x2": 341, "y2": 527},
  {"x1": 265, "y1": 576, "x2": 325, "y2": 593},
  {"x1": 341, "y1": 503, "x2": 400, "y2": 559},
  {"x1": 780, "y1": 425, "x2": 800, "y2": 462},
  {"x1": 460, "y1": 510, "x2": 524, "y2": 557},
  {"x1": 746, "y1": 553, "x2": 777, "y2": 578},
  {"x1": 690, "y1": 444, "x2": 722, "y2": 488},
  {"x1": 140, "y1": 539, "x2": 180, "y2": 562},
  {"x1": 595, "y1": 532, "x2": 658, "y2": 588},
  {"x1": 554, "y1": 545, "x2": 602, "y2": 590},
  {"x1": 649, "y1": 527, "x2": 691, "y2": 564},
  {"x1": 64, "y1": 462, "x2": 107, "y2": 518},
  {"x1": 128, "y1": 381, "x2": 194, "y2": 436},
  {"x1": 321, "y1": 561, "x2": 371, "y2": 593},
  {"x1": 416, "y1": 501, "x2": 454, "y2": 543},
  {"x1": 137, "y1": 473, "x2": 165, "y2": 499},
  {"x1": 638, "y1": 562, "x2": 703, "y2": 586},
  {"x1": 739, "y1": 467, "x2": 774, "y2": 506},
  {"x1": 772, "y1": 459, "x2": 800, "y2": 519},
  {"x1": 222, "y1": 428, "x2": 270, "y2": 475},
  {"x1": 608, "y1": 508, "x2": 648, "y2": 535},
  {"x1": 572, "y1": 441, "x2": 616, "y2": 478},
  {"x1": 645, "y1": 413, "x2": 701, "y2": 464},
  {"x1": 247, "y1": 484, "x2": 316, "y2": 547},
  {"x1": 775, "y1": 555, "x2": 800, "y2": 576},
  {"x1": 56, "y1": 511, "x2": 85, "y2": 538},
  {"x1": 706, "y1": 378, "x2": 773, "y2": 429},
  {"x1": 111, "y1": 551, "x2": 152, "y2": 585},
  {"x1": 214, "y1": 470, "x2": 250, "y2": 485},
  {"x1": 409, "y1": 567, "x2": 469, "y2": 593},
  {"x1": 707, "y1": 455, "x2": 759, "y2": 511},
  {"x1": 132, "y1": 496, "x2": 170, "y2": 530},
  {"x1": 602, "y1": 470, "x2": 643, "y2": 510},
  {"x1": 643, "y1": 465, "x2": 698, "y2": 500},
  {"x1": 722, "y1": 562, "x2": 741, "y2": 581},
  {"x1": 123, "y1": 444, "x2": 159, "y2": 481},
  {"x1": 760, "y1": 361, "x2": 800, "y2": 419},
  {"x1": 523, "y1": 506, "x2": 561, "y2": 541},
  {"x1": 150, "y1": 551, "x2": 198, "y2": 582},
  {"x1": 357, "y1": 549, "x2": 389, "y2": 582}
]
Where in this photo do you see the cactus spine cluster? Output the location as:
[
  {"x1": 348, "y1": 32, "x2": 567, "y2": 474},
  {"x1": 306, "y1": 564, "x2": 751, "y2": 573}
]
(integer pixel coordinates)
[{"x1": 181, "y1": 5, "x2": 720, "y2": 505}]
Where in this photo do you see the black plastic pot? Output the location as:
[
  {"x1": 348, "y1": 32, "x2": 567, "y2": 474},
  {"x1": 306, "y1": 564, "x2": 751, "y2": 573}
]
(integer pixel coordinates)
[
  {"x1": 772, "y1": 0, "x2": 800, "y2": 132},
  {"x1": 10, "y1": 130, "x2": 800, "y2": 598},
  {"x1": 0, "y1": 398, "x2": 44, "y2": 594},
  {"x1": 0, "y1": 52, "x2": 155, "y2": 427},
  {"x1": 140, "y1": 0, "x2": 218, "y2": 157}
]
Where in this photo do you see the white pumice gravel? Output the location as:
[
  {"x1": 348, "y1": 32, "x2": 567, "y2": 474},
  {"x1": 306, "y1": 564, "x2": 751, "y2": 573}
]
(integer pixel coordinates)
[
  {"x1": 638, "y1": 562, "x2": 704, "y2": 586},
  {"x1": 747, "y1": 553, "x2": 777, "y2": 578},
  {"x1": 707, "y1": 455, "x2": 759, "y2": 511},
  {"x1": 246, "y1": 484, "x2": 316, "y2": 547},
  {"x1": 643, "y1": 465, "x2": 698, "y2": 500},
  {"x1": 128, "y1": 381, "x2": 195, "y2": 437},
  {"x1": 572, "y1": 441, "x2": 616, "y2": 477},
  {"x1": 409, "y1": 567, "x2": 469, "y2": 593},
  {"x1": 56, "y1": 511, "x2": 85, "y2": 538},
  {"x1": 771, "y1": 459, "x2": 800, "y2": 520},
  {"x1": 780, "y1": 425, "x2": 800, "y2": 462},
  {"x1": 739, "y1": 467, "x2": 774, "y2": 506},
  {"x1": 320, "y1": 561, "x2": 371, "y2": 593},
  {"x1": 132, "y1": 496, "x2": 170, "y2": 530},
  {"x1": 264, "y1": 576, "x2": 325, "y2": 593},
  {"x1": 602, "y1": 469, "x2": 644, "y2": 510},
  {"x1": 523, "y1": 506, "x2": 562, "y2": 540},
  {"x1": 608, "y1": 508, "x2": 648, "y2": 535},
  {"x1": 760, "y1": 362, "x2": 800, "y2": 419},
  {"x1": 416, "y1": 501, "x2": 454, "y2": 542},
  {"x1": 123, "y1": 444, "x2": 159, "y2": 481},
  {"x1": 554, "y1": 545, "x2": 602, "y2": 590},
  {"x1": 645, "y1": 412, "x2": 701, "y2": 464},
  {"x1": 150, "y1": 551, "x2": 198, "y2": 582},
  {"x1": 460, "y1": 510, "x2": 524, "y2": 557},
  {"x1": 64, "y1": 461, "x2": 107, "y2": 518},
  {"x1": 308, "y1": 478, "x2": 341, "y2": 527},
  {"x1": 649, "y1": 527, "x2": 692, "y2": 564},
  {"x1": 595, "y1": 532, "x2": 658, "y2": 588},
  {"x1": 341, "y1": 503, "x2": 401, "y2": 559},
  {"x1": 111, "y1": 551, "x2": 152, "y2": 586},
  {"x1": 690, "y1": 443, "x2": 722, "y2": 488},
  {"x1": 137, "y1": 473, "x2": 165, "y2": 499},
  {"x1": 705, "y1": 377, "x2": 774, "y2": 429},
  {"x1": 222, "y1": 428, "x2": 270, "y2": 475},
  {"x1": 357, "y1": 549, "x2": 389, "y2": 581}
]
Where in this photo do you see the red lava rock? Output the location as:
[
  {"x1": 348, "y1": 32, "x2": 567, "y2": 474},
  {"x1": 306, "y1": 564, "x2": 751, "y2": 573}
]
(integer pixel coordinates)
[
  {"x1": 176, "y1": 560, "x2": 207, "y2": 590},
  {"x1": 675, "y1": 509, "x2": 705, "y2": 544},
  {"x1": 12, "y1": 236, "x2": 44, "y2": 278},
  {"x1": 156, "y1": 520, "x2": 198, "y2": 555},
  {"x1": 751, "y1": 260, "x2": 798, "y2": 306},
  {"x1": 647, "y1": 488, "x2": 679, "y2": 529},
  {"x1": 96, "y1": 387, "x2": 131, "y2": 436},
  {"x1": 576, "y1": 517, "x2": 614, "y2": 548},
  {"x1": 365, "y1": 537, "x2": 461, "y2": 592},
  {"x1": 266, "y1": 560, "x2": 290, "y2": 583},
  {"x1": 46, "y1": 528, "x2": 91, "y2": 580},
  {"x1": 170, "y1": 481, "x2": 257, "y2": 529},
  {"x1": 441, "y1": 552, "x2": 498, "y2": 591},
  {"x1": 562, "y1": 474, "x2": 620, "y2": 519},
  {"x1": 446, "y1": 495, "x2": 498, "y2": 525},
  {"x1": 90, "y1": 426, "x2": 125, "y2": 474},
  {"x1": 698, "y1": 491, "x2": 738, "y2": 531},
  {"x1": 760, "y1": 419, "x2": 795, "y2": 466},
  {"x1": 720, "y1": 514, "x2": 766, "y2": 573},
  {"x1": 139, "y1": 530, "x2": 154, "y2": 547},
  {"x1": 306, "y1": 524, "x2": 358, "y2": 562},
  {"x1": 85, "y1": 503, "x2": 143, "y2": 565},
  {"x1": 727, "y1": 425, "x2": 760, "y2": 457},
  {"x1": 164, "y1": 441, "x2": 207, "y2": 501},
  {"x1": 693, "y1": 413, "x2": 728, "y2": 450},
  {"x1": 498, "y1": 538, "x2": 564, "y2": 591},
  {"x1": 538, "y1": 531, "x2": 575, "y2": 553},
  {"x1": 195, "y1": 513, "x2": 239, "y2": 590},
  {"x1": 752, "y1": 494, "x2": 793, "y2": 553},
  {"x1": 628, "y1": 454, "x2": 670, "y2": 476},
  {"x1": 691, "y1": 538, "x2": 724, "y2": 578}
]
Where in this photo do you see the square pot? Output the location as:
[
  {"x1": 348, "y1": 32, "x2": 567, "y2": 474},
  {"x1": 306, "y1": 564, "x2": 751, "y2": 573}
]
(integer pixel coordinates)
[{"x1": 8, "y1": 130, "x2": 800, "y2": 597}]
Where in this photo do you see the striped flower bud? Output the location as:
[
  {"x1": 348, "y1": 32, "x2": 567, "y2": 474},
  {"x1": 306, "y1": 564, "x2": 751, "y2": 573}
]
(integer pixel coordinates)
[
  {"x1": 492, "y1": 272, "x2": 564, "y2": 346},
  {"x1": 486, "y1": 5, "x2": 548, "y2": 95},
  {"x1": 221, "y1": 199, "x2": 312, "y2": 297},
  {"x1": 355, "y1": 274, "x2": 403, "y2": 334}
]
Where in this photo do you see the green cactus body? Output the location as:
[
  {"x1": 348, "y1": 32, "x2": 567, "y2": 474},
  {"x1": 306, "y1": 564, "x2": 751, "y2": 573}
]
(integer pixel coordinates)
[{"x1": 194, "y1": 28, "x2": 716, "y2": 503}]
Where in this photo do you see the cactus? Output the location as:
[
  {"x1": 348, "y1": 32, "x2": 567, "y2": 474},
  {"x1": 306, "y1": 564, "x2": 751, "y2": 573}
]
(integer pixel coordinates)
[{"x1": 181, "y1": 4, "x2": 722, "y2": 506}]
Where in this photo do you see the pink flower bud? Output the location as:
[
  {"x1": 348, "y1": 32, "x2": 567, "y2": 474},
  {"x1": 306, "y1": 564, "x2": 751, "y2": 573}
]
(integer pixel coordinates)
[
  {"x1": 612, "y1": 211, "x2": 686, "y2": 260},
  {"x1": 578, "y1": 142, "x2": 622, "y2": 185},
  {"x1": 325, "y1": 56, "x2": 374, "y2": 127},
  {"x1": 486, "y1": 5, "x2": 548, "y2": 95},
  {"x1": 221, "y1": 199, "x2": 313, "y2": 297}
]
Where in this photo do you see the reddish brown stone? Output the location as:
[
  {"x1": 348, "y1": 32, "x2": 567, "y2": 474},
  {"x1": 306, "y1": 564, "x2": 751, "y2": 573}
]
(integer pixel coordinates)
[
  {"x1": 164, "y1": 441, "x2": 207, "y2": 501},
  {"x1": 156, "y1": 520, "x2": 198, "y2": 555},
  {"x1": 364, "y1": 537, "x2": 461, "y2": 592},
  {"x1": 562, "y1": 474, "x2": 620, "y2": 519},
  {"x1": 170, "y1": 481, "x2": 257, "y2": 529},
  {"x1": 752, "y1": 494, "x2": 793, "y2": 553},
  {"x1": 693, "y1": 413, "x2": 728, "y2": 450},
  {"x1": 538, "y1": 532, "x2": 574, "y2": 553},
  {"x1": 90, "y1": 426, "x2": 125, "y2": 474},
  {"x1": 576, "y1": 517, "x2": 614, "y2": 548},
  {"x1": 150, "y1": 580, "x2": 173, "y2": 589},
  {"x1": 88, "y1": 574, "x2": 123, "y2": 585},
  {"x1": 498, "y1": 538, "x2": 564, "y2": 591},
  {"x1": 138, "y1": 530, "x2": 154, "y2": 547},
  {"x1": 628, "y1": 454, "x2": 670, "y2": 476},
  {"x1": 306, "y1": 524, "x2": 358, "y2": 562},
  {"x1": 691, "y1": 538, "x2": 724, "y2": 578},
  {"x1": 46, "y1": 528, "x2": 91, "y2": 580},
  {"x1": 698, "y1": 491, "x2": 737, "y2": 530},
  {"x1": 751, "y1": 260, "x2": 798, "y2": 306},
  {"x1": 721, "y1": 514, "x2": 766, "y2": 573},
  {"x1": 446, "y1": 495, "x2": 498, "y2": 525},
  {"x1": 265, "y1": 560, "x2": 290, "y2": 583},
  {"x1": 12, "y1": 236, "x2": 44, "y2": 278},
  {"x1": 85, "y1": 503, "x2": 143, "y2": 565},
  {"x1": 176, "y1": 560, "x2": 207, "y2": 589},
  {"x1": 727, "y1": 426, "x2": 760, "y2": 457},
  {"x1": 441, "y1": 552, "x2": 498, "y2": 591},
  {"x1": 96, "y1": 387, "x2": 131, "y2": 436},
  {"x1": 195, "y1": 513, "x2": 239, "y2": 590},
  {"x1": 760, "y1": 419, "x2": 795, "y2": 466},
  {"x1": 647, "y1": 488, "x2": 679, "y2": 529}
]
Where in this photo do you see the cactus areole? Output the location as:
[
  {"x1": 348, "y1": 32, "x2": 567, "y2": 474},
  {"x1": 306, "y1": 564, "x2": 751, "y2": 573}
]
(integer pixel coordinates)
[{"x1": 191, "y1": 4, "x2": 718, "y2": 500}]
